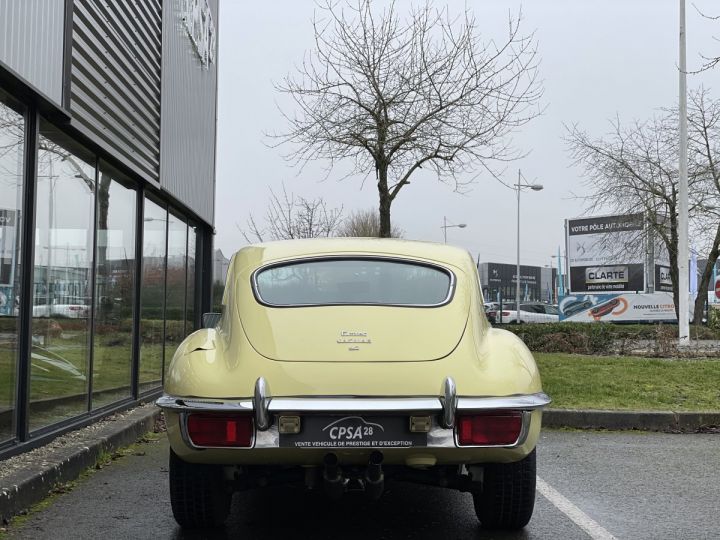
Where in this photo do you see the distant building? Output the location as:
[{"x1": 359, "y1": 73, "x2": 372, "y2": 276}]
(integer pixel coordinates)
[
  {"x1": 479, "y1": 262, "x2": 557, "y2": 304},
  {"x1": 1, "y1": 0, "x2": 219, "y2": 456},
  {"x1": 214, "y1": 249, "x2": 231, "y2": 284}
]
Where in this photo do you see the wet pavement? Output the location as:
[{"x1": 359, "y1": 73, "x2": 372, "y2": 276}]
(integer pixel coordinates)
[{"x1": 5, "y1": 429, "x2": 720, "y2": 539}]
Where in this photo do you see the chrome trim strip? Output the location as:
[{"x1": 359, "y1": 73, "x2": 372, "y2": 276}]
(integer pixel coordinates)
[
  {"x1": 255, "y1": 424, "x2": 280, "y2": 448},
  {"x1": 156, "y1": 392, "x2": 551, "y2": 415},
  {"x1": 178, "y1": 413, "x2": 195, "y2": 449},
  {"x1": 518, "y1": 410, "x2": 532, "y2": 446},
  {"x1": 267, "y1": 397, "x2": 443, "y2": 412},
  {"x1": 427, "y1": 418, "x2": 455, "y2": 447},
  {"x1": 441, "y1": 376, "x2": 457, "y2": 428},
  {"x1": 156, "y1": 395, "x2": 254, "y2": 412},
  {"x1": 254, "y1": 377, "x2": 271, "y2": 431},
  {"x1": 250, "y1": 255, "x2": 457, "y2": 309},
  {"x1": 456, "y1": 392, "x2": 551, "y2": 411}
]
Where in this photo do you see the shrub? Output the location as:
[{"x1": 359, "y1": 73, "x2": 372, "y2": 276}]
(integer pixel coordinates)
[{"x1": 496, "y1": 322, "x2": 720, "y2": 355}]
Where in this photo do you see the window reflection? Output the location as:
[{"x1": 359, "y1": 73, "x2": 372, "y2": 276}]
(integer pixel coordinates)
[
  {"x1": 165, "y1": 213, "x2": 187, "y2": 374},
  {"x1": 139, "y1": 198, "x2": 167, "y2": 392},
  {"x1": 92, "y1": 167, "x2": 136, "y2": 409},
  {"x1": 30, "y1": 122, "x2": 94, "y2": 431},
  {"x1": 0, "y1": 105, "x2": 207, "y2": 440},
  {"x1": 186, "y1": 224, "x2": 197, "y2": 334},
  {"x1": 0, "y1": 95, "x2": 24, "y2": 442}
]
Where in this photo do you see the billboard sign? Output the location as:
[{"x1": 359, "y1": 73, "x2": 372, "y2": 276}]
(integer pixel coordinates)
[
  {"x1": 566, "y1": 213, "x2": 645, "y2": 292},
  {"x1": 485, "y1": 262, "x2": 541, "y2": 300},
  {"x1": 486, "y1": 262, "x2": 540, "y2": 287},
  {"x1": 654, "y1": 264, "x2": 673, "y2": 292},
  {"x1": 559, "y1": 292, "x2": 677, "y2": 323},
  {"x1": 652, "y1": 227, "x2": 673, "y2": 292}
]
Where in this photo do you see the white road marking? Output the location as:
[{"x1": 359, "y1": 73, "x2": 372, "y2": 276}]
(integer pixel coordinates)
[{"x1": 536, "y1": 476, "x2": 618, "y2": 540}]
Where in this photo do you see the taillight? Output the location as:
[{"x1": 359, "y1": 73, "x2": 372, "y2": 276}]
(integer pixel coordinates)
[
  {"x1": 457, "y1": 411, "x2": 523, "y2": 446},
  {"x1": 502, "y1": 311, "x2": 511, "y2": 316},
  {"x1": 487, "y1": 311, "x2": 496, "y2": 316},
  {"x1": 186, "y1": 414, "x2": 254, "y2": 447}
]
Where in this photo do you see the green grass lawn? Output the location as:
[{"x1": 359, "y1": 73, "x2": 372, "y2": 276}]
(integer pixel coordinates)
[
  {"x1": 6, "y1": 338, "x2": 720, "y2": 420},
  {"x1": 537, "y1": 353, "x2": 720, "y2": 411}
]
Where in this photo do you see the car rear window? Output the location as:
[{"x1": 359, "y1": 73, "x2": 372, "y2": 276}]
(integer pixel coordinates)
[{"x1": 253, "y1": 258, "x2": 453, "y2": 307}]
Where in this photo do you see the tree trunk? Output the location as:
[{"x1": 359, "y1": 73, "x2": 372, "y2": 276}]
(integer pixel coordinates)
[
  {"x1": 98, "y1": 172, "x2": 112, "y2": 265},
  {"x1": 96, "y1": 172, "x2": 112, "y2": 315},
  {"x1": 377, "y1": 164, "x2": 392, "y2": 238},
  {"x1": 692, "y1": 225, "x2": 720, "y2": 325}
]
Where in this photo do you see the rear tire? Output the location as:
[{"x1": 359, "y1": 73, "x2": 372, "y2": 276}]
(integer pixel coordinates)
[
  {"x1": 169, "y1": 450, "x2": 231, "y2": 529},
  {"x1": 473, "y1": 449, "x2": 536, "y2": 530}
]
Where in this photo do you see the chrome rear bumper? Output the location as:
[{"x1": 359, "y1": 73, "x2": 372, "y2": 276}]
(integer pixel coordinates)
[
  {"x1": 157, "y1": 376, "x2": 551, "y2": 451},
  {"x1": 155, "y1": 393, "x2": 551, "y2": 415}
]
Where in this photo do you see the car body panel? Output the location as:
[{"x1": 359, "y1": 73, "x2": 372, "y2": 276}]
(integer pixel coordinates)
[
  {"x1": 160, "y1": 238, "x2": 548, "y2": 467},
  {"x1": 164, "y1": 324, "x2": 540, "y2": 400},
  {"x1": 235, "y1": 251, "x2": 471, "y2": 363},
  {"x1": 165, "y1": 409, "x2": 543, "y2": 466},
  {"x1": 239, "y1": 295, "x2": 470, "y2": 363}
]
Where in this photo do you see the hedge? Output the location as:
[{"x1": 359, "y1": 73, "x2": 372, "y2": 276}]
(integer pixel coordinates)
[{"x1": 496, "y1": 322, "x2": 720, "y2": 355}]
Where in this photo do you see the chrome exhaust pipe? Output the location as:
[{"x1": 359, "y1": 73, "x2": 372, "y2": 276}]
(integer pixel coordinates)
[
  {"x1": 364, "y1": 450, "x2": 384, "y2": 500},
  {"x1": 323, "y1": 453, "x2": 344, "y2": 499}
]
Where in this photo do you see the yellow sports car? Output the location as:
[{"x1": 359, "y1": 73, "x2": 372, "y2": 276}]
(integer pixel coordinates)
[{"x1": 158, "y1": 238, "x2": 550, "y2": 530}]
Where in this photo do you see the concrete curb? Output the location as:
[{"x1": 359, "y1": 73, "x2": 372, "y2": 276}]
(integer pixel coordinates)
[
  {"x1": 543, "y1": 408, "x2": 720, "y2": 432},
  {"x1": 0, "y1": 403, "x2": 160, "y2": 524}
]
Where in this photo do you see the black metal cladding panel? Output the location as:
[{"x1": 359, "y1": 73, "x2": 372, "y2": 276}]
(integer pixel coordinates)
[{"x1": 70, "y1": 0, "x2": 162, "y2": 183}]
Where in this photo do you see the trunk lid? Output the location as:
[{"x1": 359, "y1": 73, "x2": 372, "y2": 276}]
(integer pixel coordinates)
[
  {"x1": 239, "y1": 302, "x2": 469, "y2": 362},
  {"x1": 237, "y1": 255, "x2": 470, "y2": 362}
]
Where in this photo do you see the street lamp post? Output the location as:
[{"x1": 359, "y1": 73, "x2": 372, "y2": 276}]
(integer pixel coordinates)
[
  {"x1": 515, "y1": 169, "x2": 543, "y2": 323},
  {"x1": 678, "y1": 0, "x2": 689, "y2": 343},
  {"x1": 551, "y1": 252, "x2": 567, "y2": 298},
  {"x1": 549, "y1": 256, "x2": 557, "y2": 302},
  {"x1": 441, "y1": 216, "x2": 467, "y2": 244}
]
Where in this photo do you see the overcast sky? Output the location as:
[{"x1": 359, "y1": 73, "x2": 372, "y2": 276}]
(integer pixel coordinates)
[{"x1": 214, "y1": 0, "x2": 720, "y2": 268}]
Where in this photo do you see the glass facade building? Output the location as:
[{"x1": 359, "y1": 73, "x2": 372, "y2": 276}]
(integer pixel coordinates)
[
  {"x1": 479, "y1": 262, "x2": 557, "y2": 304},
  {"x1": 0, "y1": 0, "x2": 218, "y2": 456}
]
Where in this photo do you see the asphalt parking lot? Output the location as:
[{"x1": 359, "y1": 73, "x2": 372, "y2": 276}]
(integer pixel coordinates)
[{"x1": 5, "y1": 429, "x2": 719, "y2": 540}]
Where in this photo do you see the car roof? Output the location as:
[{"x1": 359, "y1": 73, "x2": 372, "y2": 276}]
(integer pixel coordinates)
[{"x1": 232, "y1": 238, "x2": 474, "y2": 269}]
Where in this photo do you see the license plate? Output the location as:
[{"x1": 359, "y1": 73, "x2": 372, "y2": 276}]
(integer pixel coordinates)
[{"x1": 279, "y1": 415, "x2": 427, "y2": 448}]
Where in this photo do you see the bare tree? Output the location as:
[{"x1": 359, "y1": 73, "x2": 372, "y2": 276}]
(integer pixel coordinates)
[
  {"x1": 273, "y1": 0, "x2": 542, "y2": 237},
  {"x1": 0, "y1": 105, "x2": 94, "y2": 190},
  {"x1": 338, "y1": 208, "x2": 403, "y2": 237},
  {"x1": 694, "y1": 7, "x2": 719, "y2": 72},
  {"x1": 687, "y1": 89, "x2": 720, "y2": 322},
  {"x1": 240, "y1": 184, "x2": 343, "y2": 242},
  {"x1": 566, "y1": 88, "x2": 720, "y2": 322}
]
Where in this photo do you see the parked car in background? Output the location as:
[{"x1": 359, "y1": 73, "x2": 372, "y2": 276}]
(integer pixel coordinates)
[
  {"x1": 158, "y1": 239, "x2": 550, "y2": 531},
  {"x1": 492, "y1": 302, "x2": 559, "y2": 324},
  {"x1": 32, "y1": 297, "x2": 90, "y2": 319}
]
